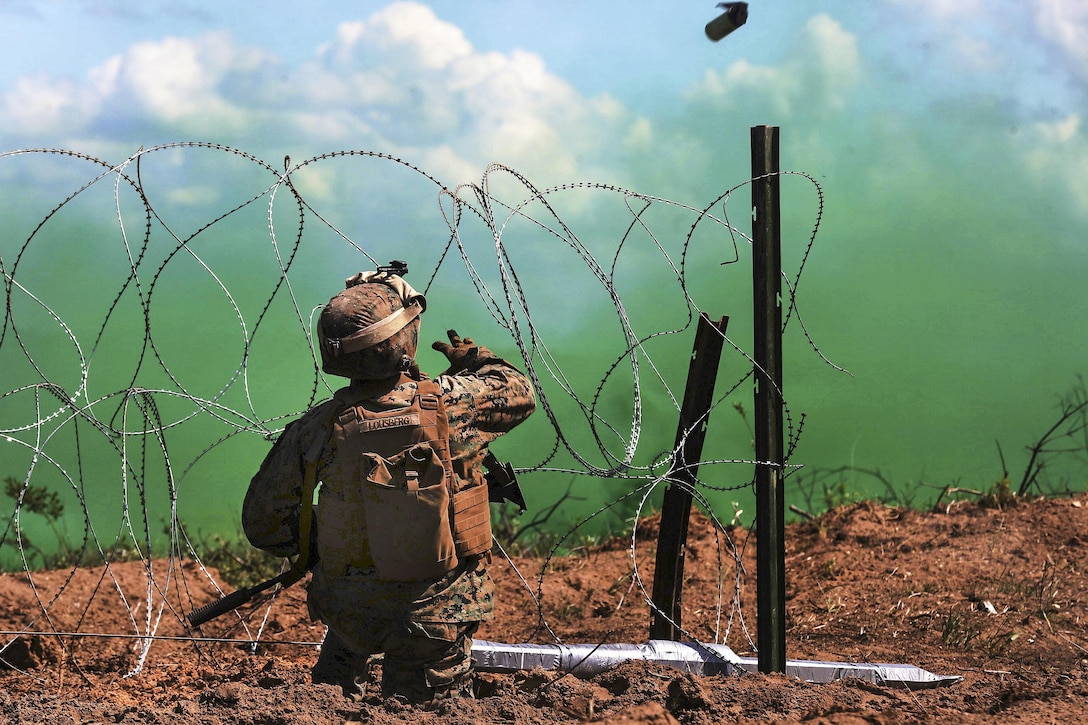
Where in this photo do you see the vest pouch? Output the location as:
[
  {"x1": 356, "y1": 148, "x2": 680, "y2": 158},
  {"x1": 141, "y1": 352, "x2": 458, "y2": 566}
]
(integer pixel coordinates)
[
  {"x1": 451, "y1": 483, "x2": 493, "y2": 558},
  {"x1": 361, "y1": 443, "x2": 458, "y2": 580},
  {"x1": 315, "y1": 483, "x2": 374, "y2": 577}
]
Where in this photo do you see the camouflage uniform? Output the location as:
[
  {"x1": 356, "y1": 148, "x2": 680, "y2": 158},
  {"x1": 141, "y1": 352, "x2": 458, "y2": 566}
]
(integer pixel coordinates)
[{"x1": 242, "y1": 348, "x2": 535, "y2": 704}]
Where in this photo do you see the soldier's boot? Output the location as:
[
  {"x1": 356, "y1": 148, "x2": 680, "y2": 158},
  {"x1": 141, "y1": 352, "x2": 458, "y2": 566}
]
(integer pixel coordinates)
[
  {"x1": 311, "y1": 629, "x2": 374, "y2": 701},
  {"x1": 384, "y1": 624, "x2": 476, "y2": 708},
  {"x1": 426, "y1": 671, "x2": 475, "y2": 706},
  {"x1": 425, "y1": 628, "x2": 476, "y2": 705}
]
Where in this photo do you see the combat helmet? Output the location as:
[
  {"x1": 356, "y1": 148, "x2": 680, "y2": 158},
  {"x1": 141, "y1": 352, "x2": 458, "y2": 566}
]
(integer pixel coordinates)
[{"x1": 318, "y1": 265, "x2": 426, "y2": 380}]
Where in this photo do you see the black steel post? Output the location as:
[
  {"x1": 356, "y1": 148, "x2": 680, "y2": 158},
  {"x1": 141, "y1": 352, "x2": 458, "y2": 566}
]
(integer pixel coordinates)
[
  {"x1": 751, "y1": 125, "x2": 786, "y2": 673},
  {"x1": 649, "y1": 312, "x2": 728, "y2": 640}
]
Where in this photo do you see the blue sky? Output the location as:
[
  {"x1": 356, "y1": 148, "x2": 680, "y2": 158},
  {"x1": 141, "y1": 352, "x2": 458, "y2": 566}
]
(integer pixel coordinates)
[
  {"x1": 2, "y1": 1, "x2": 1088, "y2": 530},
  {"x1": 3, "y1": 1, "x2": 1085, "y2": 200}
]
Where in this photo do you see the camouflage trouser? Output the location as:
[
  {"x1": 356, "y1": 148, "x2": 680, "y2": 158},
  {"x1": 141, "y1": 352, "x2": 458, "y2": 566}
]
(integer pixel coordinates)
[{"x1": 312, "y1": 619, "x2": 479, "y2": 705}]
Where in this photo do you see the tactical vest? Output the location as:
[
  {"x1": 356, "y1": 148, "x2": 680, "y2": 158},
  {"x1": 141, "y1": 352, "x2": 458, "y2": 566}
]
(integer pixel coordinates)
[{"x1": 315, "y1": 378, "x2": 492, "y2": 581}]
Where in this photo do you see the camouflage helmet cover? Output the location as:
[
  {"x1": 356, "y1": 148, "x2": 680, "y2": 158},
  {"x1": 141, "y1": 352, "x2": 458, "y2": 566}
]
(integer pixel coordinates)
[{"x1": 318, "y1": 272, "x2": 426, "y2": 380}]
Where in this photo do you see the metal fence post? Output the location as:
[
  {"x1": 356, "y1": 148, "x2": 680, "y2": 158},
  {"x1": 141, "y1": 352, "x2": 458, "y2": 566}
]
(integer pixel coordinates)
[
  {"x1": 649, "y1": 312, "x2": 728, "y2": 640},
  {"x1": 751, "y1": 124, "x2": 786, "y2": 673}
]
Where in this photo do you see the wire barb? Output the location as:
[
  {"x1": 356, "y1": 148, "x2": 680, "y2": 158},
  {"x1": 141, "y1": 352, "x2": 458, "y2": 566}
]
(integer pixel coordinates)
[{"x1": 1, "y1": 143, "x2": 837, "y2": 673}]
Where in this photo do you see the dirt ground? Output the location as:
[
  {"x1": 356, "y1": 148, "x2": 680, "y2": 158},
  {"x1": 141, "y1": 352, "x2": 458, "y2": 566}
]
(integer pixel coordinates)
[{"x1": 2, "y1": 491, "x2": 1087, "y2": 724}]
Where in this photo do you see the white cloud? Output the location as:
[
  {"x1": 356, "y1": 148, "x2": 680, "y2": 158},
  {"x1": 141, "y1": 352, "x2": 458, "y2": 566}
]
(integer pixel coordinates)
[
  {"x1": 687, "y1": 14, "x2": 861, "y2": 118},
  {"x1": 167, "y1": 184, "x2": 222, "y2": 207},
  {"x1": 0, "y1": 74, "x2": 94, "y2": 136},
  {"x1": 1, "y1": 30, "x2": 277, "y2": 140},
  {"x1": 886, "y1": 0, "x2": 1087, "y2": 93},
  {"x1": 418, "y1": 145, "x2": 479, "y2": 189},
  {"x1": 888, "y1": 0, "x2": 985, "y2": 19},
  {"x1": 1023, "y1": 113, "x2": 1088, "y2": 217},
  {"x1": 291, "y1": 3, "x2": 645, "y2": 190},
  {"x1": 803, "y1": 15, "x2": 863, "y2": 112},
  {"x1": 320, "y1": 1, "x2": 474, "y2": 70},
  {"x1": 0, "y1": 1, "x2": 644, "y2": 192},
  {"x1": 1034, "y1": 0, "x2": 1088, "y2": 85},
  {"x1": 106, "y1": 35, "x2": 221, "y2": 121},
  {"x1": 623, "y1": 118, "x2": 653, "y2": 152}
]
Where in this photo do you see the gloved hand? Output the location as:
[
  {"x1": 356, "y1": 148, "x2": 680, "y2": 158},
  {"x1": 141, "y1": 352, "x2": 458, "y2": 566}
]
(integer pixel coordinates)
[{"x1": 432, "y1": 330, "x2": 480, "y2": 374}]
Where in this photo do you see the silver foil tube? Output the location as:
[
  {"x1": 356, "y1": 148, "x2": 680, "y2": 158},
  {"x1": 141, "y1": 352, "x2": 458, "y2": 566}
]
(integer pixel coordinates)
[{"x1": 471, "y1": 639, "x2": 961, "y2": 690}]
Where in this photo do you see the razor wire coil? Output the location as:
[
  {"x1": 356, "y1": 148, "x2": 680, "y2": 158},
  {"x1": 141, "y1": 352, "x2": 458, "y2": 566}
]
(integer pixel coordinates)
[{"x1": 0, "y1": 144, "x2": 836, "y2": 673}]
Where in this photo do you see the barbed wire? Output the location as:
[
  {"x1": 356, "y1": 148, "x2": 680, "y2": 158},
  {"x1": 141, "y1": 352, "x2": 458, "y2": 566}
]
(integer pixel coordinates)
[{"x1": 0, "y1": 143, "x2": 837, "y2": 675}]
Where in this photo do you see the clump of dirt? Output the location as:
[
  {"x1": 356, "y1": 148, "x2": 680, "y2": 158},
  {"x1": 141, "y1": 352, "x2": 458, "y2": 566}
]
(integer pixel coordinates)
[{"x1": 2, "y1": 492, "x2": 1087, "y2": 723}]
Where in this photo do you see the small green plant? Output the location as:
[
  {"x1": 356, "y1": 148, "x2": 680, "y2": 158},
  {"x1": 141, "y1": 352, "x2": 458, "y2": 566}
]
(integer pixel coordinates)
[
  {"x1": 552, "y1": 599, "x2": 586, "y2": 621},
  {"x1": 791, "y1": 465, "x2": 926, "y2": 520},
  {"x1": 1015, "y1": 376, "x2": 1088, "y2": 497},
  {"x1": 980, "y1": 630, "x2": 1019, "y2": 659},
  {"x1": 818, "y1": 557, "x2": 838, "y2": 580},
  {"x1": 489, "y1": 479, "x2": 601, "y2": 557},
  {"x1": 941, "y1": 610, "x2": 981, "y2": 649},
  {"x1": 979, "y1": 477, "x2": 1018, "y2": 510},
  {"x1": 5, "y1": 476, "x2": 63, "y2": 521},
  {"x1": 186, "y1": 527, "x2": 287, "y2": 590},
  {"x1": 3, "y1": 475, "x2": 75, "y2": 568},
  {"x1": 1033, "y1": 557, "x2": 1062, "y2": 630},
  {"x1": 729, "y1": 501, "x2": 745, "y2": 527},
  {"x1": 821, "y1": 479, "x2": 864, "y2": 510}
]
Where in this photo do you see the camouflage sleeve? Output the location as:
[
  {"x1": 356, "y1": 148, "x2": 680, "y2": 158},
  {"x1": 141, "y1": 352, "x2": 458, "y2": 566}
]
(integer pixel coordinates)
[
  {"x1": 438, "y1": 350, "x2": 536, "y2": 438},
  {"x1": 242, "y1": 402, "x2": 336, "y2": 557},
  {"x1": 436, "y1": 351, "x2": 536, "y2": 477}
]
